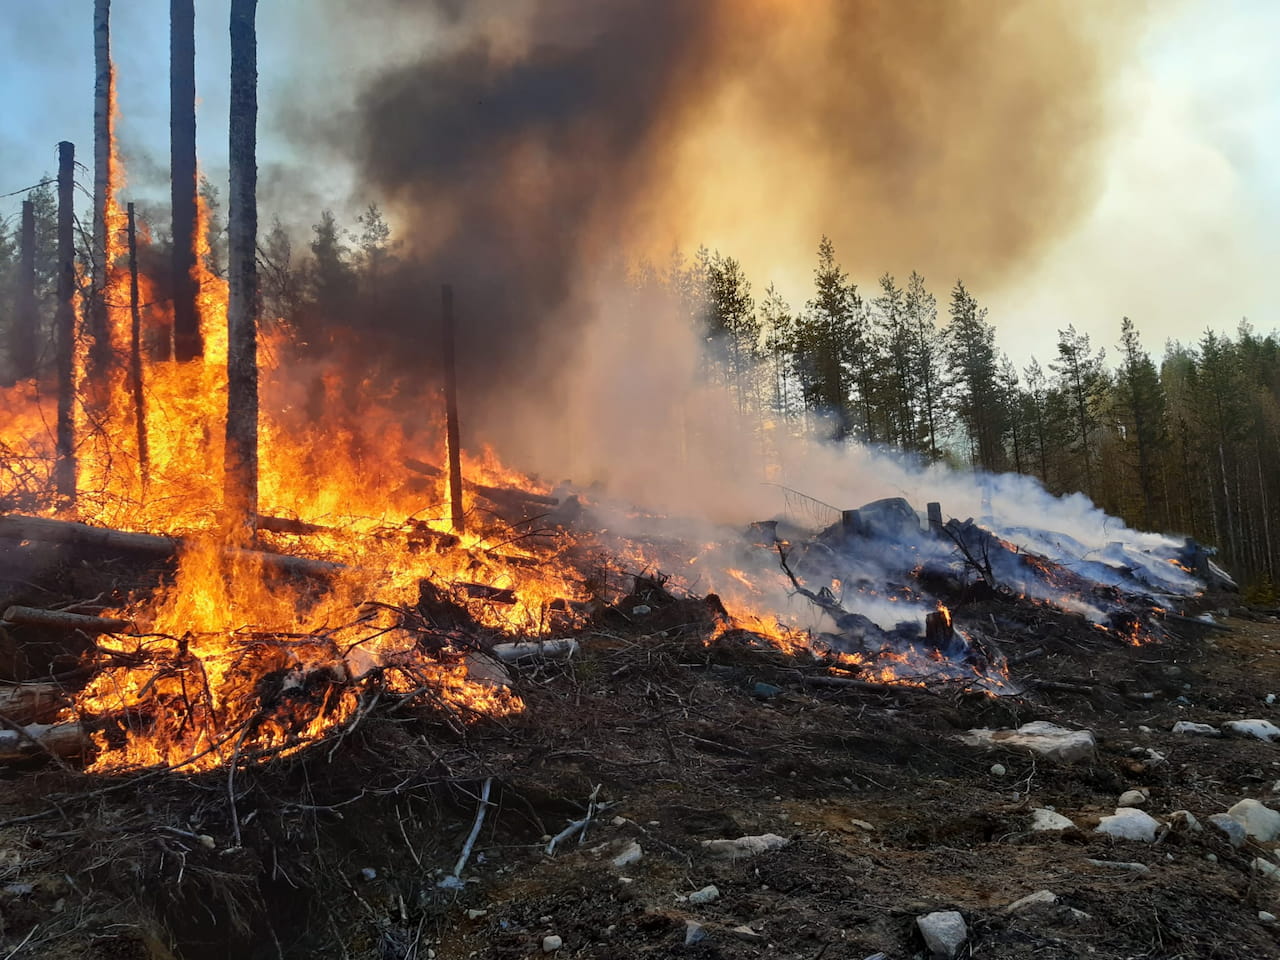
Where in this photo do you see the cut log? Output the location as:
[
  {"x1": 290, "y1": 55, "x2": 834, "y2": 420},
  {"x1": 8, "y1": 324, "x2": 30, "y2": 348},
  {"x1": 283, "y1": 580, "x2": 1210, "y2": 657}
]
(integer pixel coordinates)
[
  {"x1": 0, "y1": 515, "x2": 344, "y2": 579},
  {"x1": 490, "y1": 639, "x2": 579, "y2": 663},
  {"x1": 0, "y1": 684, "x2": 69, "y2": 725},
  {"x1": 2, "y1": 606, "x2": 130, "y2": 634},
  {"x1": 460, "y1": 583, "x2": 517, "y2": 605},
  {"x1": 0, "y1": 721, "x2": 84, "y2": 763}
]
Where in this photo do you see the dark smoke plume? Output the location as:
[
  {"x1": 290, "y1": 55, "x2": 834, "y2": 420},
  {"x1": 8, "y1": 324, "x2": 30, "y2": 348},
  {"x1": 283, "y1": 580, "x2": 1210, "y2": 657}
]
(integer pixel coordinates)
[{"x1": 308, "y1": 0, "x2": 1144, "y2": 425}]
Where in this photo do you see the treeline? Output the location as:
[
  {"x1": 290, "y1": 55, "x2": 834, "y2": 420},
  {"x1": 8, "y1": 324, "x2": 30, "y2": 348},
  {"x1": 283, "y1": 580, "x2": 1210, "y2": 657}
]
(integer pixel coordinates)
[
  {"x1": 646, "y1": 238, "x2": 1280, "y2": 594},
  {"x1": 1, "y1": 198, "x2": 1276, "y2": 591}
]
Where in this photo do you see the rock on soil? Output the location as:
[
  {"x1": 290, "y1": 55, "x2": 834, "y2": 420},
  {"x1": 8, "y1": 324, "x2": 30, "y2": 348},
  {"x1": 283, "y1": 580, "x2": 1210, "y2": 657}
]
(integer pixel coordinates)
[
  {"x1": 1030, "y1": 808, "x2": 1075, "y2": 832},
  {"x1": 700, "y1": 833, "x2": 789, "y2": 860},
  {"x1": 1208, "y1": 813, "x2": 1248, "y2": 847},
  {"x1": 1117, "y1": 789, "x2": 1148, "y2": 807},
  {"x1": 1224, "y1": 719, "x2": 1280, "y2": 741},
  {"x1": 1172, "y1": 721, "x2": 1220, "y2": 736},
  {"x1": 611, "y1": 841, "x2": 643, "y2": 869},
  {"x1": 1006, "y1": 890, "x2": 1059, "y2": 913},
  {"x1": 1095, "y1": 808, "x2": 1161, "y2": 842},
  {"x1": 1227, "y1": 798, "x2": 1280, "y2": 841},
  {"x1": 962, "y1": 721, "x2": 1096, "y2": 762},
  {"x1": 541, "y1": 934, "x2": 562, "y2": 952},
  {"x1": 917, "y1": 910, "x2": 968, "y2": 959},
  {"x1": 687, "y1": 885, "x2": 719, "y2": 905}
]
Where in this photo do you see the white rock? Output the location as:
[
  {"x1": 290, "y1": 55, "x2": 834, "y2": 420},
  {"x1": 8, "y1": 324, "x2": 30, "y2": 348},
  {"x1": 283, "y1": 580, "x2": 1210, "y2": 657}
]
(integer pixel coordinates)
[
  {"x1": 684, "y1": 920, "x2": 707, "y2": 946},
  {"x1": 1118, "y1": 790, "x2": 1148, "y2": 807},
  {"x1": 1254, "y1": 858, "x2": 1280, "y2": 879},
  {"x1": 1172, "y1": 721, "x2": 1220, "y2": 736},
  {"x1": 466, "y1": 909, "x2": 487, "y2": 920},
  {"x1": 1168, "y1": 810, "x2": 1202, "y2": 833},
  {"x1": 1224, "y1": 720, "x2": 1280, "y2": 742},
  {"x1": 962, "y1": 722, "x2": 1095, "y2": 763},
  {"x1": 1095, "y1": 808, "x2": 1161, "y2": 842},
  {"x1": 611, "y1": 842, "x2": 643, "y2": 869},
  {"x1": 917, "y1": 910, "x2": 967, "y2": 958},
  {"x1": 1030, "y1": 809, "x2": 1075, "y2": 832},
  {"x1": 541, "y1": 934, "x2": 562, "y2": 952},
  {"x1": 729, "y1": 924, "x2": 765, "y2": 943},
  {"x1": 990, "y1": 763, "x2": 1007, "y2": 777},
  {"x1": 1261, "y1": 911, "x2": 1277, "y2": 923},
  {"x1": 1086, "y1": 858, "x2": 1151, "y2": 873},
  {"x1": 1228, "y1": 799, "x2": 1280, "y2": 842},
  {"x1": 1005, "y1": 890, "x2": 1058, "y2": 913},
  {"x1": 849, "y1": 818, "x2": 875, "y2": 831},
  {"x1": 1207, "y1": 813, "x2": 1247, "y2": 848},
  {"x1": 701, "y1": 833, "x2": 789, "y2": 860},
  {"x1": 688, "y1": 885, "x2": 719, "y2": 905}
]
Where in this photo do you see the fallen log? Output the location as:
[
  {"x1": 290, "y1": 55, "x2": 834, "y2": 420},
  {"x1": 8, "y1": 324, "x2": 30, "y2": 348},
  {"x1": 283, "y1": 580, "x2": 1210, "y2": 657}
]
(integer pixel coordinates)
[
  {"x1": 490, "y1": 639, "x2": 579, "y2": 663},
  {"x1": 257, "y1": 515, "x2": 331, "y2": 536},
  {"x1": 0, "y1": 683, "x2": 69, "y2": 724},
  {"x1": 460, "y1": 583, "x2": 517, "y2": 605},
  {"x1": 0, "y1": 721, "x2": 83, "y2": 763},
  {"x1": 2, "y1": 605, "x2": 130, "y2": 634},
  {"x1": 0, "y1": 514, "x2": 345, "y2": 580},
  {"x1": 1159, "y1": 612, "x2": 1232, "y2": 635}
]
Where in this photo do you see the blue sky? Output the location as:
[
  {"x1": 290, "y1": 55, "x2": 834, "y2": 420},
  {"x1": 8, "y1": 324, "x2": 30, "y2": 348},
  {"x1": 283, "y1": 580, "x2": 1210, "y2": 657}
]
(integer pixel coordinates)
[{"x1": 1, "y1": 1, "x2": 1276, "y2": 364}]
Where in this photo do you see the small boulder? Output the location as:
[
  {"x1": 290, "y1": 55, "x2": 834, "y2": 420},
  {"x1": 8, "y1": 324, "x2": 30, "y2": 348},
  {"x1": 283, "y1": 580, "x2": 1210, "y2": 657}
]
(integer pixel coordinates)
[
  {"x1": 611, "y1": 842, "x2": 643, "y2": 869},
  {"x1": 1086, "y1": 858, "x2": 1150, "y2": 874},
  {"x1": 1228, "y1": 799, "x2": 1280, "y2": 842},
  {"x1": 701, "y1": 833, "x2": 789, "y2": 860},
  {"x1": 1224, "y1": 720, "x2": 1280, "y2": 742},
  {"x1": 1030, "y1": 809, "x2": 1075, "y2": 832},
  {"x1": 541, "y1": 935, "x2": 562, "y2": 953},
  {"x1": 1207, "y1": 813, "x2": 1247, "y2": 848},
  {"x1": 688, "y1": 885, "x2": 719, "y2": 905},
  {"x1": 1118, "y1": 790, "x2": 1148, "y2": 807},
  {"x1": 1253, "y1": 858, "x2": 1280, "y2": 880},
  {"x1": 683, "y1": 920, "x2": 707, "y2": 946},
  {"x1": 728, "y1": 925, "x2": 765, "y2": 943},
  {"x1": 1171, "y1": 721, "x2": 1220, "y2": 737},
  {"x1": 1168, "y1": 810, "x2": 1202, "y2": 833},
  {"x1": 962, "y1": 722, "x2": 1095, "y2": 763},
  {"x1": 917, "y1": 910, "x2": 968, "y2": 959},
  {"x1": 1005, "y1": 890, "x2": 1058, "y2": 913},
  {"x1": 1095, "y1": 808, "x2": 1161, "y2": 842}
]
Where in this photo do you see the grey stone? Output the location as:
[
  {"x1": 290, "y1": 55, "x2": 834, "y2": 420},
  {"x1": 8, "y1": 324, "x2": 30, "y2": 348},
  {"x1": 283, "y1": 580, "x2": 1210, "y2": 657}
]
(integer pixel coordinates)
[
  {"x1": 1224, "y1": 719, "x2": 1280, "y2": 741},
  {"x1": 1095, "y1": 808, "x2": 1161, "y2": 842},
  {"x1": 1208, "y1": 813, "x2": 1247, "y2": 847},
  {"x1": 541, "y1": 934, "x2": 562, "y2": 953},
  {"x1": 684, "y1": 920, "x2": 707, "y2": 946},
  {"x1": 1030, "y1": 809, "x2": 1075, "y2": 832},
  {"x1": 1005, "y1": 890, "x2": 1059, "y2": 913},
  {"x1": 1117, "y1": 790, "x2": 1148, "y2": 807},
  {"x1": 611, "y1": 842, "x2": 643, "y2": 869},
  {"x1": 1086, "y1": 859, "x2": 1150, "y2": 873},
  {"x1": 701, "y1": 833, "x2": 789, "y2": 860},
  {"x1": 1171, "y1": 721, "x2": 1219, "y2": 736},
  {"x1": 1228, "y1": 799, "x2": 1280, "y2": 842},
  {"x1": 688, "y1": 885, "x2": 720, "y2": 905},
  {"x1": 916, "y1": 910, "x2": 967, "y2": 959}
]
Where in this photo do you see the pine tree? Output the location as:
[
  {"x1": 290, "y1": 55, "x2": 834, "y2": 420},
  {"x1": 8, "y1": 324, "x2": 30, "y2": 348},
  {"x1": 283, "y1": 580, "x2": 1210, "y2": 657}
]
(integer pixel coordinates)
[
  {"x1": 1114, "y1": 318, "x2": 1164, "y2": 527},
  {"x1": 1051, "y1": 324, "x2": 1107, "y2": 497},
  {"x1": 905, "y1": 272, "x2": 943, "y2": 459},
  {"x1": 759, "y1": 283, "x2": 797, "y2": 422},
  {"x1": 795, "y1": 236, "x2": 864, "y2": 438},
  {"x1": 945, "y1": 281, "x2": 1002, "y2": 470}
]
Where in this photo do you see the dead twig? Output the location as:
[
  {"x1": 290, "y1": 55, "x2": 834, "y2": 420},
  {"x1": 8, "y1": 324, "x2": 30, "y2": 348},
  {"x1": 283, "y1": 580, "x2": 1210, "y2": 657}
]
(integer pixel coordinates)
[{"x1": 438, "y1": 776, "x2": 493, "y2": 889}]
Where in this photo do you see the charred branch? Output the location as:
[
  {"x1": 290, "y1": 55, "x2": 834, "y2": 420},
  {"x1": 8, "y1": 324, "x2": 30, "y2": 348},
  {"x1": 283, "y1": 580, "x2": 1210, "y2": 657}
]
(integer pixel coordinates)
[{"x1": 2, "y1": 606, "x2": 130, "y2": 635}]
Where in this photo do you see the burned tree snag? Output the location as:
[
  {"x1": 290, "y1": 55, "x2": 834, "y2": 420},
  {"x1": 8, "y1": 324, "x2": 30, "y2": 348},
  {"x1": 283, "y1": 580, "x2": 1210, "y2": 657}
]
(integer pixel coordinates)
[
  {"x1": 170, "y1": 0, "x2": 202, "y2": 361},
  {"x1": 10, "y1": 200, "x2": 37, "y2": 382},
  {"x1": 55, "y1": 142, "x2": 77, "y2": 505},
  {"x1": 927, "y1": 502, "x2": 943, "y2": 537},
  {"x1": 127, "y1": 204, "x2": 149, "y2": 493},
  {"x1": 89, "y1": 0, "x2": 112, "y2": 373},
  {"x1": 442, "y1": 284, "x2": 465, "y2": 535},
  {"x1": 224, "y1": 0, "x2": 259, "y2": 528}
]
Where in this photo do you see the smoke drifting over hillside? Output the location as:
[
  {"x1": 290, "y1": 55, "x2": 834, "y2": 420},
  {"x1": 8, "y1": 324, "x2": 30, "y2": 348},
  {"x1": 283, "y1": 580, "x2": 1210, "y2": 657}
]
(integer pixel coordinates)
[{"x1": 296, "y1": 0, "x2": 1146, "y2": 508}]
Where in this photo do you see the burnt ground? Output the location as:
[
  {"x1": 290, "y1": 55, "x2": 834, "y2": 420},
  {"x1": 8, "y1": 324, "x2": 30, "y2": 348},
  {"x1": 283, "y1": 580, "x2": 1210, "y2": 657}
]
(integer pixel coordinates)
[{"x1": 2, "y1": 601, "x2": 1280, "y2": 959}]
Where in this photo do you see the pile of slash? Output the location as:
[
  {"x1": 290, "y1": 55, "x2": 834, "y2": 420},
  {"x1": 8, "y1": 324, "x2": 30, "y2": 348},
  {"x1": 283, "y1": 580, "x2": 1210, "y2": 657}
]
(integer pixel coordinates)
[{"x1": 0, "y1": 505, "x2": 1277, "y2": 960}]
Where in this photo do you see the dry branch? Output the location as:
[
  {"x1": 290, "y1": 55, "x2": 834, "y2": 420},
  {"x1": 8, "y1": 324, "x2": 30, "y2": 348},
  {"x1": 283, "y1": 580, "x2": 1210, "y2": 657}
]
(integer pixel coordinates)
[
  {"x1": 0, "y1": 514, "x2": 344, "y2": 579},
  {"x1": 2, "y1": 605, "x2": 130, "y2": 634}
]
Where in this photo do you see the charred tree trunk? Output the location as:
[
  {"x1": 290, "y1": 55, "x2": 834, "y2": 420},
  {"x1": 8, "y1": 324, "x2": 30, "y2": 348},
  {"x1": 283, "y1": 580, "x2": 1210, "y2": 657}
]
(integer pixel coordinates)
[
  {"x1": 224, "y1": 0, "x2": 259, "y2": 528},
  {"x1": 10, "y1": 201, "x2": 37, "y2": 382},
  {"x1": 89, "y1": 0, "x2": 112, "y2": 374},
  {"x1": 170, "y1": 0, "x2": 202, "y2": 361},
  {"x1": 126, "y1": 204, "x2": 149, "y2": 493},
  {"x1": 55, "y1": 142, "x2": 77, "y2": 505},
  {"x1": 442, "y1": 284, "x2": 465, "y2": 535}
]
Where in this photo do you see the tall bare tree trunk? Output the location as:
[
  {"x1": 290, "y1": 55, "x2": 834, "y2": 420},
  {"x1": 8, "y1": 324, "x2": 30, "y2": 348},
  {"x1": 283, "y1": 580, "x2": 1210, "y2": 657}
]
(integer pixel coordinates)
[
  {"x1": 224, "y1": 0, "x2": 259, "y2": 528},
  {"x1": 127, "y1": 204, "x2": 149, "y2": 495},
  {"x1": 10, "y1": 201, "x2": 37, "y2": 382},
  {"x1": 170, "y1": 0, "x2": 202, "y2": 361},
  {"x1": 441, "y1": 284, "x2": 465, "y2": 535},
  {"x1": 90, "y1": 0, "x2": 112, "y2": 374},
  {"x1": 55, "y1": 142, "x2": 77, "y2": 505}
]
